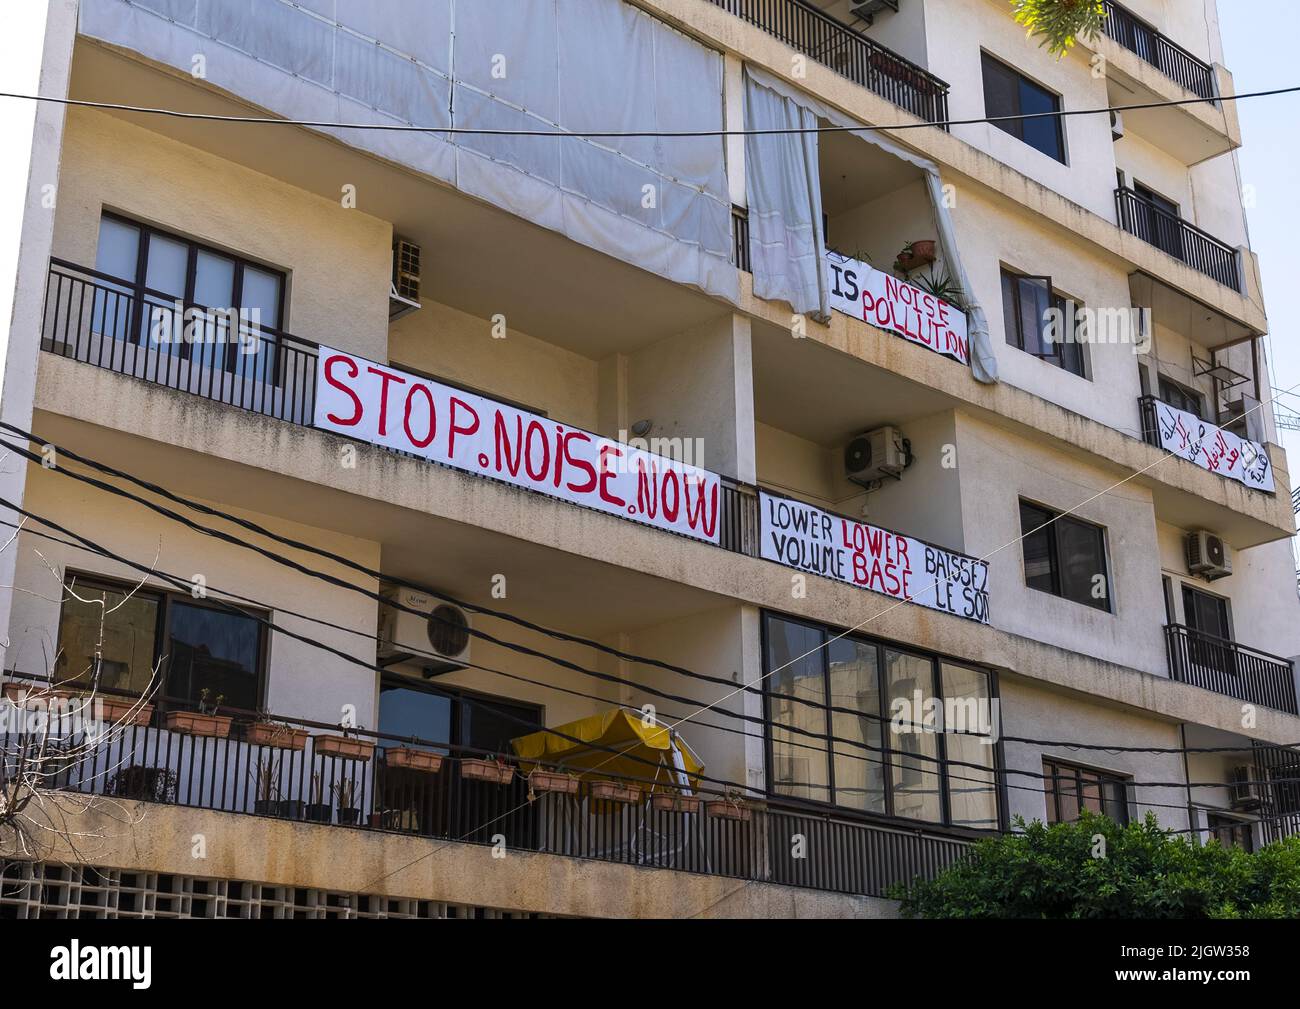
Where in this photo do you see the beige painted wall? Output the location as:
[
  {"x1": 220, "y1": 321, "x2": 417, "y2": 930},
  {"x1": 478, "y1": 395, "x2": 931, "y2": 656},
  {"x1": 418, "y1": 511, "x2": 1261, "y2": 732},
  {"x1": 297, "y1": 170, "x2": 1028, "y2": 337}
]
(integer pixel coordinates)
[{"x1": 52, "y1": 108, "x2": 393, "y2": 362}]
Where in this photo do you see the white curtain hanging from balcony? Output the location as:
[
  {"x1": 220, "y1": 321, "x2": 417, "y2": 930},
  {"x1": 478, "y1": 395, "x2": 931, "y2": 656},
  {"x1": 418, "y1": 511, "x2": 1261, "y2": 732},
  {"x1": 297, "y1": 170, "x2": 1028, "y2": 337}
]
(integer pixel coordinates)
[
  {"x1": 78, "y1": 0, "x2": 739, "y2": 306},
  {"x1": 742, "y1": 66, "x2": 999, "y2": 384}
]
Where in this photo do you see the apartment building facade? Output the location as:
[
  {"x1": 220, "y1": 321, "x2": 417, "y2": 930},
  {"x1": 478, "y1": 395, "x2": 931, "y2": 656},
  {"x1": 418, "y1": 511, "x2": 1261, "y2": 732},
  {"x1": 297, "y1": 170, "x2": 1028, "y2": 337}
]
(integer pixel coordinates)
[{"x1": 0, "y1": 0, "x2": 1296, "y2": 918}]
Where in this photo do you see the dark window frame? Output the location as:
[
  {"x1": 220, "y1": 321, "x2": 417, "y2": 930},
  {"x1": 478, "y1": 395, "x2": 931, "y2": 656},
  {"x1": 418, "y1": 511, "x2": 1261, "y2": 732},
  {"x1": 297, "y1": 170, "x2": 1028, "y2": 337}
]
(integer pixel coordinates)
[
  {"x1": 1206, "y1": 810, "x2": 1255, "y2": 852},
  {"x1": 1043, "y1": 757, "x2": 1131, "y2": 825},
  {"x1": 96, "y1": 210, "x2": 289, "y2": 368},
  {"x1": 759, "y1": 611, "x2": 1003, "y2": 833},
  {"x1": 1019, "y1": 498, "x2": 1112, "y2": 612},
  {"x1": 981, "y1": 51, "x2": 1066, "y2": 163},
  {"x1": 378, "y1": 673, "x2": 544, "y2": 755},
  {"x1": 54, "y1": 570, "x2": 270, "y2": 712},
  {"x1": 1157, "y1": 374, "x2": 1206, "y2": 421},
  {"x1": 1000, "y1": 267, "x2": 1088, "y2": 378}
]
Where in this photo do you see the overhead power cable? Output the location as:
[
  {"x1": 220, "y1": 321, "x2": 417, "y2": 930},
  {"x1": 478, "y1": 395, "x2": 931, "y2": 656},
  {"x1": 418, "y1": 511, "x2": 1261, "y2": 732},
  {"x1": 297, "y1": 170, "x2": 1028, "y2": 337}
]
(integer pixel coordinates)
[{"x1": 0, "y1": 85, "x2": 1295, "y2": 138}]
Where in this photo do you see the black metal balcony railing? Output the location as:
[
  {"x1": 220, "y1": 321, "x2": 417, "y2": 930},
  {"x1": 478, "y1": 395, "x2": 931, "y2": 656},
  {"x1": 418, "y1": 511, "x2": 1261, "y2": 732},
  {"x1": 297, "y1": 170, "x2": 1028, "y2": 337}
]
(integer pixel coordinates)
[
  {"x1": 1102, "y1": 1, "x2": 1216, "y2": 101},
  {"x1": 42, "y1": 259, "x2": 320, "y2": 425},
  {"x1": 707, "y1": 0, "x2": 950, "y2": 125},
  {"x1": 1165, "y1": 624, "x2": 1299, "y2": 714},
  {"x1": 1116, "y1": 188, "x2": 1240, "y2": 290},
  {"x1": 0, "y1": 684, "x2": 972, "y2": 900}
]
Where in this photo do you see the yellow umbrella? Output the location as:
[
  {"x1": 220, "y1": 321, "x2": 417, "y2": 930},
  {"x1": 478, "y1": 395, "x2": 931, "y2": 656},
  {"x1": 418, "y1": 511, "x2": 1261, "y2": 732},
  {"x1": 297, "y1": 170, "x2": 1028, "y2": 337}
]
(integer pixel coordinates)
[{"x1": 510, "y1": 708, "x2": 704, "y2": 792}]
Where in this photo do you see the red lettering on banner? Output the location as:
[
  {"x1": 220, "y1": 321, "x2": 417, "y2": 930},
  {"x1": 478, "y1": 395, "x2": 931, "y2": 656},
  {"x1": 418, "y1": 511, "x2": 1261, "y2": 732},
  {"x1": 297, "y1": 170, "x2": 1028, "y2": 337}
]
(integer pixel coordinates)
[
  {"x1": 599, "y1": 445, "x2": 625, "y2": 507},
  {"x1": 564, "y1": 431, "x2": 597, "y2": 493},
  {"x1": 449, "y1": 397, "x2": 480, "y2": 457},
  {"x1": 366, "y1": 366, "x2": 407, "y2": 437},
  {"x1": 524, "y1": 419, "x2": 550, "y2": 481},
  {"x1": 323, "y1": 355, "x2": 363, "y2": 427},
  {"x1": 683, "y1": 477, "x2": 719, "y2": 539},
  {"x1": 494, "y1": 412, "x2": 523, "y2": 477},
  {"x1": 661, "y1": 468, "x2": 680, "y2": 522},
  {"x1": 553, "y1": 426, "x2": 566, "y2": 488},
  {"x1": 403, "y1": 382, "x2": 436, "y2": 448},
  {"x1": 637, "y1": 459, "x2": 660, "y2": 520}
]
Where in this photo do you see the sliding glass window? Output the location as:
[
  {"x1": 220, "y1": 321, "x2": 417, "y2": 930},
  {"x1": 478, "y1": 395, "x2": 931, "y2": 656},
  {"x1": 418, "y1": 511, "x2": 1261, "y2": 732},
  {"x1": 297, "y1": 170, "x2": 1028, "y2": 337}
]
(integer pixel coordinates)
[{"x1": 763, "y1": 612, "x2": 1000, "y2": 830}]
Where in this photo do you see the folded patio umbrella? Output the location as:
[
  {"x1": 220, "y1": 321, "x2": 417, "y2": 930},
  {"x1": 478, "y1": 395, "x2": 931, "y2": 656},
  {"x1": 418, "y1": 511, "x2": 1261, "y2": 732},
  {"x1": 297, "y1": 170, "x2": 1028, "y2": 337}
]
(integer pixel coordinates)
[{"x1": 510, "y1": 708, "x2": 704, "y2": 792}]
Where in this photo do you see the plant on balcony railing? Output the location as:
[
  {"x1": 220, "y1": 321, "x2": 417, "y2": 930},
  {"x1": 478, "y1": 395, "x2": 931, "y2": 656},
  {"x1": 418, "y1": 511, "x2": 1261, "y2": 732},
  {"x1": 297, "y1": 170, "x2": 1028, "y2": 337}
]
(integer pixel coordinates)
[{"x1": 1011, "y1": 0, "x2": 1106, "y2": 57}]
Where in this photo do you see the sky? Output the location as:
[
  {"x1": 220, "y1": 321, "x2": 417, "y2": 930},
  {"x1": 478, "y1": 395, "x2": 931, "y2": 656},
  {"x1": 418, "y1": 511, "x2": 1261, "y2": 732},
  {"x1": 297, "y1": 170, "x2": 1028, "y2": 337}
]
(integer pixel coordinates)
[{"x1": 1219, "y1": 1, "x2": 1300, "y2": 492}]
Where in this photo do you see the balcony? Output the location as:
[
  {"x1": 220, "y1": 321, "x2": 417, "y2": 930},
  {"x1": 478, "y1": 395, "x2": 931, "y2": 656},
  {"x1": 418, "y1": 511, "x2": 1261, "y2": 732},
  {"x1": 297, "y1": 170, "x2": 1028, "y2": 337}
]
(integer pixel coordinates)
[
  {"x1": 705, "y1": 0, "x2": 950, "y2": 124},
  {"x1": 1102, "y1": 1, "x2": 1216, "y2": 100},
  {"x1": 0, "y1": 681, "x2": 972, "y2": 901},
  {"x1": 1116, "y1": 187, "x2": 1240, "y2": 291},
  {"x1": 1164, "y1": 625, "x2": 1298, "y2": 714},
  {"x1": 1138, "y1": 395, "x2": 1274, "y2": 494}
]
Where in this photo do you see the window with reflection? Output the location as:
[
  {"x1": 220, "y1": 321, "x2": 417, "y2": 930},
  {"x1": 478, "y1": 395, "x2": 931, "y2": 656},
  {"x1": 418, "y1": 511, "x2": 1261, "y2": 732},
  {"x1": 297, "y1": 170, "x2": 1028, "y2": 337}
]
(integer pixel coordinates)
[
  {"x1": 1043, "y1": 758, "x2": 1129, "y2": 825},
  {"x1": 762, "y1": 613, "x2": 1001, "y2": 830}
]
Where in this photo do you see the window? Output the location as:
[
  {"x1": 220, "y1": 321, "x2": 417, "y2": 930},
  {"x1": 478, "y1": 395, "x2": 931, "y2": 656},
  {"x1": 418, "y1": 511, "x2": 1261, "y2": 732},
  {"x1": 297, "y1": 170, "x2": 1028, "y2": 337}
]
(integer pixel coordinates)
[
  {"x1": 763, "y1": 613, "x2": 999, "y2": 829},
  {"x1": 92, "y1": 213, "x2": 286, "y2": 378},
  {"x1": 1157, "y1": 375, "x2": 1205, "y2": 420},
  {"x1": 1181, "y1": 585, "x2": 1235, "y2": 676},
  {"x1": 1206, "y1": 812, "x2": 1254, "y2": 852},
  {"x1": 1019, "y1": 500, "x2": 1110, "y2": 611},
  {"x1": 1000, "y1": 269, "x2": 1086, "y2": 377},
  {"x1": 54, "y1": 573, "x2": 266, "y2": 711},
  {"x1": 1043, "y1": 759, "x2": 1129, "y2": 825},
  {"x1": 981, "y1": 53, "x2": 1065, "y2": 162}
]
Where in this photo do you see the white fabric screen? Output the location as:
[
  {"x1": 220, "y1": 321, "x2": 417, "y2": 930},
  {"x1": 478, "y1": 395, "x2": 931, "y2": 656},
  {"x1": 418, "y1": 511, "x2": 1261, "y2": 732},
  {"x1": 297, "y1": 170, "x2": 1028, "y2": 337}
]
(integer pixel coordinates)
[
  {"x1": 744, "y1": 73, "x2": 827, "y2": 320},
  {"x1": 743, "y1": 66, "x2": 999, "y2": 384},
  {"x1": 79, "y1": 0, "x2": 738, "y2": 303}
]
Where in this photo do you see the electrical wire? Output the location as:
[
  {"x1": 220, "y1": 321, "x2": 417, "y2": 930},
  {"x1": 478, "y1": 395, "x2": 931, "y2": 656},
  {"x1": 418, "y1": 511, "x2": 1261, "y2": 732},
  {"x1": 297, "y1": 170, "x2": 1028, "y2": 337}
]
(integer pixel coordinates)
[{"x1": 1, "y1": 85, "x2": 1295, "y2": 138}]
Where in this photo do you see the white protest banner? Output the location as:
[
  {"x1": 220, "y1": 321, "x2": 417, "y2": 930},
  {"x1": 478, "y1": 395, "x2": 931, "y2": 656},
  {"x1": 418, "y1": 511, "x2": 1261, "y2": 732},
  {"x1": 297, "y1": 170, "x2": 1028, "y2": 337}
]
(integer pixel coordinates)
[
  {"x1": 313, "y1": 347, "x2": 723, "y2": 543},
  {"x1": 825, "y1": 250, "x2": 969, "y2": 365},
  {"x1": 759, "y1": 491, "x2": 990, "y2": 624},
  {"x1": 1149, "y1": 400, "x2": 1274, "y2": 493}
]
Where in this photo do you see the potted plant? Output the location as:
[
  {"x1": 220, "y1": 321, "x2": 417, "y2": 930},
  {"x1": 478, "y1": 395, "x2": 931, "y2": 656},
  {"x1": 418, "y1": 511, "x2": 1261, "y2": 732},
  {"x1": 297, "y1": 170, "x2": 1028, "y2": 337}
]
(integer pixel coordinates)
[
  {"x1": 245, "y1": 717, "x2": 309, "y2": 751},
  {"x1": 332, "y1": 778, "x2": 361, "y2": 825},
  {"x1": 893, "y1": 239, "x2": 937, "y2": 274},
  {"x1": 250, "y1": 754, "x2": 280, "y2": 816},
  {"x1": 109, "y1": 765, "x2": 178, "y2": 803},
  {"x1": 589, "y1": 779, "x2": 641, "y2": 805},
  {"x1": 384, "y1": 746, "x2": 444, "y2": 774},
  {"x1": 164, "y1": 689, "x2": 232, "y2": 738},
  {"x1": 705, "y1": 793, "x2": 753, "y2": 822},
  {"x1": 304, "y1": 773, "x2": 331, "y2": 823},
  {"x1": 651, "y1": 791, "x2": 702, "y2": 814},
  {"x1": 528, "y1": 767, "x2": 580, "y2": 797},
  {"x1": 460, "y1": 755, "x2": 514, "y2": 785},
  {"x1": 911, "y1": 268, "x2": 967, "y2": 312},
  {"x1": 314, "y1": 730, "x2": 375, "y2": 761},
  {"x1": 90, "y1": 692, "x2": 154, "y2": 728}
]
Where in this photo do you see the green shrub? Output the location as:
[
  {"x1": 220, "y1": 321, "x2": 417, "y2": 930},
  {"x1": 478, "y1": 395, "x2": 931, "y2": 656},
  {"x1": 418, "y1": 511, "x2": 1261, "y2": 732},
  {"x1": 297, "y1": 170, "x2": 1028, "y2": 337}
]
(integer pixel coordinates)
[{"x1": 892, "y1": 812, "x2": 1300, "y2": 919}]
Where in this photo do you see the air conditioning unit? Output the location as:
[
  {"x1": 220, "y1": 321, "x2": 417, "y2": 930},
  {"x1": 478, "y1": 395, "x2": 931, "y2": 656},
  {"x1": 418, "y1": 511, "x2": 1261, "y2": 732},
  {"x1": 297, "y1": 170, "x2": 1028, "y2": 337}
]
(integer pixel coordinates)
[
  {"x1": 1229, "y1": 765, "x2": 1262, "y2": 809},
  {"x1": 1186, "y1": 530, "x2": 1232, "y2": 581},
  {"x1": 389, "y1": 238, "x2": 422, "y2": 322},
  {"x1": 849, "y1": 0, "x2": 900, "y2": 25},
  {"x1": 845, "y1": 426, "x2": 908, "y2": 486},
  {"x1": 1110, "y1": 110, "x2": 1125, "y2": 142},
  {"x1": 377, "y1": 585, "x2": 471, "y2": 674}
]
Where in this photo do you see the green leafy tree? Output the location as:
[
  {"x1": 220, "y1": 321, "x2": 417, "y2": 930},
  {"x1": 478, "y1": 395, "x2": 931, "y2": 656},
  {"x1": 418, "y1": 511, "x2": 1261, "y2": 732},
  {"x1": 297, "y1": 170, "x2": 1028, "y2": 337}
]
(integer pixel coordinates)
[
  {"x1": 892, "y1": 812, "x2": 1300, "y2": 918},
  {"x1": 1012, "y1": 0, "x2": 1107, "y2": 57}
]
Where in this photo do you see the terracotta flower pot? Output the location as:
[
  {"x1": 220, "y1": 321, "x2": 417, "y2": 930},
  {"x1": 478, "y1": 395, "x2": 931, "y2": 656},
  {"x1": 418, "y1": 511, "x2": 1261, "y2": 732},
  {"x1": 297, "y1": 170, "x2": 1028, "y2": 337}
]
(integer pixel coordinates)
[
  {"x1": 314, "y1": 734, "x2": 375, "y2": 761},
  {"x1": 460, "y1": 758, "x2": 514, "y2": 785},
  {"x1": 91, "y1": 695, "x2": 154, "y2": 727},
  {"x1": 588, "y1": 780, "x2": 640, "y2": 804},
  {"x1": 164, "y1": 710, "x2": 233, "y2": 738},
  {"x1": 651, "y1": 792, "x2": 702, "y2": 814},
  {"x1": 385, "y1": 746, "x2": 444, "y2": 774},
  {"x1": 2, "y1": 682, "x2": 72, "y2": 705},
  {"x1": 245, "y1": 721, "x2": 309, "y2": 751},
  {"x1": 705, "y1": 799, "x2": 752, "y2": 822},
  {"x1": 529, "y1": 769, "x2": 580, "y2": 795}
]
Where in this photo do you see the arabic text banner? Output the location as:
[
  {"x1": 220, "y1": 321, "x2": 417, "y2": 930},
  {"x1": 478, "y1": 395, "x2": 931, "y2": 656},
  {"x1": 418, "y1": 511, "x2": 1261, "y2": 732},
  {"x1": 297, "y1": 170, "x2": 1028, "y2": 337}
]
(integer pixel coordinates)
[
  {"x1": 313, "y1": 347, "x2": 723, "y2": 543},
  {"x1": 1150, "y1": 400, "x2": 1274, "y2": 493}
]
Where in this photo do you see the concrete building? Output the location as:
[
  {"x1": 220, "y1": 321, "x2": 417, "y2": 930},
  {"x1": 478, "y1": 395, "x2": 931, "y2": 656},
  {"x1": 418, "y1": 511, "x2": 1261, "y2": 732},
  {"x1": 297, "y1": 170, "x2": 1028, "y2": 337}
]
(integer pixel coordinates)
[{"x1": 0, "y1": 0, "x2": 1296, "y2": 918}]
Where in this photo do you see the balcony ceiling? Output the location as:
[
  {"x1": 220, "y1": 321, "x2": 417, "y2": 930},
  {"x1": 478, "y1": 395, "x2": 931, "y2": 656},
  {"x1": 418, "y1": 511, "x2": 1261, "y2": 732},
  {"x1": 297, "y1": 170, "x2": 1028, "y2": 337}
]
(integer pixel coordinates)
[
  {"x1": 1130, "y1": 271, "x2": 1254, "y2": 351},
  {"x1": 750, "y1": 318, "x2": 950, "y2": 445},
  {"x1": 69, "y1": 39, "x2": 730, "y2": 360},
  {"x1": 1106, "y1": 71, "x2": 1235, "y2": 165},
  {"x1": 818, "y1": 126, "x2": 925, "y2": 215}
]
